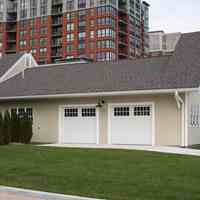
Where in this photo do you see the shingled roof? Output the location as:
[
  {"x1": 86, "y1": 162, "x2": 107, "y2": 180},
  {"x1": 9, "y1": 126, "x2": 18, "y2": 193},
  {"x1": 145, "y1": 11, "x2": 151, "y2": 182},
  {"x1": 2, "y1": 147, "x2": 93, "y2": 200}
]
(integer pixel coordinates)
[
  {"x1": 0, "y1": 53, "x2": 24, "y2": 78},
  {"x1": 0, "y1": 32, "x2": 199, "y2": 99}
]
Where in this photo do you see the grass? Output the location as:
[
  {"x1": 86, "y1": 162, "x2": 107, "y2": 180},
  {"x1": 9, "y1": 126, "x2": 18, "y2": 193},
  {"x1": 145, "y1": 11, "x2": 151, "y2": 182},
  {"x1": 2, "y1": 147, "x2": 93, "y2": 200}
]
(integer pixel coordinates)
[
  {"x1": 189, "y1": 144, "x2": 200, "y2": 149},
  {"x1": 0, "y1": 145, "x2": 200, "y2": 200}
]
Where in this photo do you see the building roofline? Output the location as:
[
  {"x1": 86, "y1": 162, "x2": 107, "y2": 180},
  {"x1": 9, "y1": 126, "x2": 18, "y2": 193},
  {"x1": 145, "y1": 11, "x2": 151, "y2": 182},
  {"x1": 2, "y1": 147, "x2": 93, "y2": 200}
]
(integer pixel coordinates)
[{"x1": 0, "y1": 88, "x2": 197, "y2": 101}]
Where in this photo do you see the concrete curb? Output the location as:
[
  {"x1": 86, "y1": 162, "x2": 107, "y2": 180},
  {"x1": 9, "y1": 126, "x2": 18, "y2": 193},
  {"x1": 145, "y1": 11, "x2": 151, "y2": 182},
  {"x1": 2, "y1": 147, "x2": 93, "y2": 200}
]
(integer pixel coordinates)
[{"x1": 0, "y1": 186, "x2": 105, "y2": 200}]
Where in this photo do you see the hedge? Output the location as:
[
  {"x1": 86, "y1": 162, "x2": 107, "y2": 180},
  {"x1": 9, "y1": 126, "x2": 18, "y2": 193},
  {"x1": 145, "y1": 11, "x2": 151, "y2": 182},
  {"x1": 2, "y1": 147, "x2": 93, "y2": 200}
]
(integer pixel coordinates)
[{"x1": 0, "y1": 110, "x2": 33, "y2": 145}]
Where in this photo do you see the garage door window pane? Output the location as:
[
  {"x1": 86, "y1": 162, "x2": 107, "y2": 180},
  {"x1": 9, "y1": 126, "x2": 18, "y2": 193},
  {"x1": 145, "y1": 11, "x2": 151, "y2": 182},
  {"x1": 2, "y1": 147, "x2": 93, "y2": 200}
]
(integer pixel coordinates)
[
  {"x1": 114, "y1": 107, "x2": 129, "y2": 116},
  {"x1": 82, "y1": 108, "x2": 96, "y2": 117},
  {"x1": 134, "y1": 106, "x2": 150, "y2": 116},
  {"x1": 64, "y1": 108, "x2": 78, "y2": 117}
]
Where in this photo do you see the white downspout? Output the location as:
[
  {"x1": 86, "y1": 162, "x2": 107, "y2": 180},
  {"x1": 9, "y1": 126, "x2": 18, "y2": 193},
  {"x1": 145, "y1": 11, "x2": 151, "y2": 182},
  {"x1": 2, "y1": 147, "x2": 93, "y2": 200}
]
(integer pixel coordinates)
[{"x1": 174, "y1": 91, "x2": 185, "y2": 147}]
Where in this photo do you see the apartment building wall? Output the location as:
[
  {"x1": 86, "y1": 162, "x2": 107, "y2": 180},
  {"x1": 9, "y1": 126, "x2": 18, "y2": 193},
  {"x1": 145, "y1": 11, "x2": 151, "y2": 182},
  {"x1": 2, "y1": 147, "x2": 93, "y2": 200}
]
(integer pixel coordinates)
[
  {"x1": 148, "y1": 31, "x2": 181, "y2": 56},
  {"x1": 0, "y1": 0, "x2": 149, "y2": 64}
]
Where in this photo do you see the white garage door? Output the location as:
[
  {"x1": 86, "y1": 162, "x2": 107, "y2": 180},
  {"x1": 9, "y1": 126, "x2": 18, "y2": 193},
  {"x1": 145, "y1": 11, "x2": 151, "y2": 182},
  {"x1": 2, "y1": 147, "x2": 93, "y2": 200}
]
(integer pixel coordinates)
[
  {"x1": 109, "y1": 104, "x2": 153, "y2": 145},
  {"x1": 61, "y1": 105, "x2": 98, "y2": 144}
]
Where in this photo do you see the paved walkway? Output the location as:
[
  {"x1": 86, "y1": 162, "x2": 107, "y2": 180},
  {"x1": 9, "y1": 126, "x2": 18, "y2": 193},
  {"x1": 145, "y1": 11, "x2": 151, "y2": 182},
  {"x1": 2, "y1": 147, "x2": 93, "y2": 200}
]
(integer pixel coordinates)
[
  {"x1": 0, "y1": 186, "x2": 104, "y2": 200},
  {"x1": 42, "y1": 144, "x2": 200, "y2": 157}
]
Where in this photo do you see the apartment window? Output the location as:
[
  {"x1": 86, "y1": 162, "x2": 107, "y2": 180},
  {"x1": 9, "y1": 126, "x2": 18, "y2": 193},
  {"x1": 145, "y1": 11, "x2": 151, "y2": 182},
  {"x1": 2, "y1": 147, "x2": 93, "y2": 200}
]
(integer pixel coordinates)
[
  {"x1": 97, "y1": 17, "x2": 115, "y2": 28},
  {"x1": 78, "y1": 32, "x2": 86, "y2": 40},
  {"x1": 90, "y1": 31, "x2": 94, "y2": 39},
  {"x1": 30, "y1": 39, "x2": 37, "y2": 46},
  {"x1": 20, "y1": 20, "x2": 28, "y2": 29},
  {"x1": 30, "y1": 19, "x2": 36, "y2": 27},
  {"x1": 89, "y1": 42, "x2": 94, "y2": 49},
  {"x1": 30, "y1": 48, "x2": 37, "y2": 55},
  {"x1": 66, "y1": 0, "x2": 74, "y2": 11},
  {"x1": 66, "y1": 44, "x2": 74, "y2": 53},
  {"x1": 40, "y1": 0, "x2": 48, "y2": 16},
  {"x1": 20, "y1": 0, "x2": 28, "y2": 19},
  {"x1": 66, "y1": 33, "x2": 74, "y2": 42},
  {"x1": 40, "y1": 38, "x2": 47, "y2": 46},
  {"x1": 66, "y1": 23, "x2": 74, "y2": 31},
  {"x1": 78, "y1": 21, "x2": 86, "y2": 28},
  {"x1": 90, "y1": 0, "x2": 94, "y2": 7},
  {"x1": 40, "y1": 16, "x2": 47, "y2": 25},
  {"x1": 66, "y1": 55, "x2": 74, "y2": 59},
  {"x1": 97, "y1": 5, "x2": 117, "y2": 16},
  {"x1": 90, "y1": 20, "x2": 94, "y2": 27},
  {"x1": 30, "y1": 29, "x2": 37, "y2": 37},
  {"x1": 97, "y1": 52, "x2": 116, "y2": 61},
  {"x1": 78, "y1": 0, "x2": 86, "y2": 9},
  {"x1": 0, "y1": 0, "x2": 4, "y2": 12},
  {"x1": 66, "y1": 13, "x2": 74, "y2": 21},
  {"x1": 97, "y1": 28, "x2": 116, "y2": 38},
  {"x1": 30, "y1": 0, "x2": 37, "y2": 17},
  {"x1": 97, "y1": 40, "x2": 115, "y2": 49},
  {"x1": 19, "y1": 30, "x2": 27, "y2": 39},
  {"x1": 39, "y1": 48, "x2": 47, "y2": 56},
  {"x1": 78, "y1": 42, "x2": 85, "y2": 49},
  {"x1": 97, "y1": 0, "x2": 106, "y2": 6},
  {"x1": 40, "y1": 27, "x2": 47, "y2": 35},
  {"x1": 19, "y1": 40, "x2": 26, "y2": 47}
]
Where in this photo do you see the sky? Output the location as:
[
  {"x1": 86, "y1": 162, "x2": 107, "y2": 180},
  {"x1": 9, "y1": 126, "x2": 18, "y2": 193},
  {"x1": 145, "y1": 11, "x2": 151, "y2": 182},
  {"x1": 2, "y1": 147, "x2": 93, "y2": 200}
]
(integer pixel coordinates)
[{"x1": 147, "y1": 0, "x2": 200, "y2": 33}]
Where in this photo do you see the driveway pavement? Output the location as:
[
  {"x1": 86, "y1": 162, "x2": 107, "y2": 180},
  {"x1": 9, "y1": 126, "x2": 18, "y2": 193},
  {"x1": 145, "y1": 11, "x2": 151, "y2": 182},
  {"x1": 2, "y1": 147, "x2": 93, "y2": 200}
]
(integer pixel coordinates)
[
  {"x1": 41, "y1": 144, "x2": 200, "y2": 156},
  {"x1": 0, "y1": 186, "x2": 104, "y2": 200}
]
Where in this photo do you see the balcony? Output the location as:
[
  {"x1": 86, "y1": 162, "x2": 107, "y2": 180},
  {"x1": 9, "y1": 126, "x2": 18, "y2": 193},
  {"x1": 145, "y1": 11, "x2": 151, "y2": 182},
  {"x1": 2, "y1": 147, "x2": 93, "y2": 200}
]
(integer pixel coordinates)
[
  {"x1": 52, "y1": 40, "x2": 62, "y2": 47},
  {"x1": 52, "y1": 0, "x2": 63, "y2": 5},
  {"x1": 52, "y1": 8, "x2": 63, "y2": 16},
  {"x1": 6, "y1": 25, "x2": 16, "y2": 32},
  {"x1": 52, "y1": 18, "x2": 62, "y2": 26}
]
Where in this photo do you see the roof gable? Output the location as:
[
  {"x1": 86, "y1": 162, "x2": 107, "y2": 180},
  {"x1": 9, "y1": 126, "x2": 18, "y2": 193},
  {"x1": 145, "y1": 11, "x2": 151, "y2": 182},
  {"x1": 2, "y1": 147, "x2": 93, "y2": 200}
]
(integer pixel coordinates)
[{"x1": 0, "y1": 53, "x2": 24, "y2": 78}]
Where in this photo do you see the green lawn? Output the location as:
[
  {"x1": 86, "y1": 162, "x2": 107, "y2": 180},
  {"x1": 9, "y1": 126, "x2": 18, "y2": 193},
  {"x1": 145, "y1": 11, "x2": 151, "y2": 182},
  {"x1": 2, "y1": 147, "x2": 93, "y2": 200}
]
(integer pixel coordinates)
[
  {"x1": 190, "y1": 144, "x2": 200, "y2": 149},
  {"x1": 0, "y1": 145, "x2": 200, "y2": 200}
]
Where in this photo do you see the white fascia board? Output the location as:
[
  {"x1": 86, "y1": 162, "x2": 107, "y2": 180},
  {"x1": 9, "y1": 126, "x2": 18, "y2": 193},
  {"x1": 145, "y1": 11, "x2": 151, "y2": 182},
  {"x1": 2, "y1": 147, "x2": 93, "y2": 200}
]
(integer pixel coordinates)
[{"x1": 0, "y1": 88, "x2": 197, "y2": 101}]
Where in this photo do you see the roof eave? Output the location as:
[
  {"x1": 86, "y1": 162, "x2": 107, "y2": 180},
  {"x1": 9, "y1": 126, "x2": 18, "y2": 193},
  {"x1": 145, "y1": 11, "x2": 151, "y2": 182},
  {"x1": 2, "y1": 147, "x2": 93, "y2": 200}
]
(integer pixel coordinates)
[{"x1": 0, "y1": 88, "x2": 197, "y2": 101}]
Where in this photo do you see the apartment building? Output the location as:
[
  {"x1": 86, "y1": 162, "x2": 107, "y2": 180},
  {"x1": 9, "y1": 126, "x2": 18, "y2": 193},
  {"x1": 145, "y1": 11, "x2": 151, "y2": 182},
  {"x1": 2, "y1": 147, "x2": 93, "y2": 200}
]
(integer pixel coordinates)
[
  {"x1": 148, "y1": 31, "x2": 181, "y2": 56},
  {"x1": 0, "y1": 0, "x2": 149, "y2": 64}
]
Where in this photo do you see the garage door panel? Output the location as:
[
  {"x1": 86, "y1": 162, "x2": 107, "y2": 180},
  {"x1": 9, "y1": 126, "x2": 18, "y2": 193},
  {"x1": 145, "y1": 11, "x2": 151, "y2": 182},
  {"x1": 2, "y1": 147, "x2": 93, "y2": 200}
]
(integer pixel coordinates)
[
  {"x1": 110, "y1": 104, "x2": 153, "y2": 145},
  {"x1": 61, "y1": 106, "x2": 98, "y2": 144}
]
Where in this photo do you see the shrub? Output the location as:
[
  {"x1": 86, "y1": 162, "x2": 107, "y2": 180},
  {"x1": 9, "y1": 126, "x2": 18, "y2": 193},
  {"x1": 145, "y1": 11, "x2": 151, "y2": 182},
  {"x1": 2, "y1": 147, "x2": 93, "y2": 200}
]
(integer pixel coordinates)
[
  {"x1": 0, "y1": 112, "x2": 4, "y2": 145},
  {"x1": 2, "y1": 110, "x2": 11, "y2": 145},
  {"x1": 0, "y1": 110, "x2": 33, "y2": 145},
  {"x1": 10, "y1": 111, "x2": 21, "y2": 143},
  {"x1": 20, "y1": 114, "x2": 33, "y2": 144}
]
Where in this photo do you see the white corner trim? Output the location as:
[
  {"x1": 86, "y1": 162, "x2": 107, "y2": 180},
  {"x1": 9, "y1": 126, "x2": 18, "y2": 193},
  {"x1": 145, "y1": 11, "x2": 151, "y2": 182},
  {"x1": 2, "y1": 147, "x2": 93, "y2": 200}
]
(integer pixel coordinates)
[
  {"x1": 151, "y1": 103, "x2": 156, "y2": 146},
  {"x1": 184, "y1": 93, "x2": 189, "y2": 147}
]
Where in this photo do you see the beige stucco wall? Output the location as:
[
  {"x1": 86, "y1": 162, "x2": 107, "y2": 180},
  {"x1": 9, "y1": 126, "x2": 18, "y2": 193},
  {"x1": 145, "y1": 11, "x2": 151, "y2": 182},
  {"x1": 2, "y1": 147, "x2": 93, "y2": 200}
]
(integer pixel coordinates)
[{"x1": 0, "y1": 93, "x2": 182, "y2": 146}]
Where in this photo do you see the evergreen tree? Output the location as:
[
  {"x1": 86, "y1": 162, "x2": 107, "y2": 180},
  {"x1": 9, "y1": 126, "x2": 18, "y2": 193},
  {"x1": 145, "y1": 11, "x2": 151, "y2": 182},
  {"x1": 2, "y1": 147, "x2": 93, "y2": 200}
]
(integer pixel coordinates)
[
  {"x1": 2, "y1": 110, "x2": 11, "y2": 145},
  {"x1": 0, "y1": 112, "x2": 4, "y2": 145}
]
